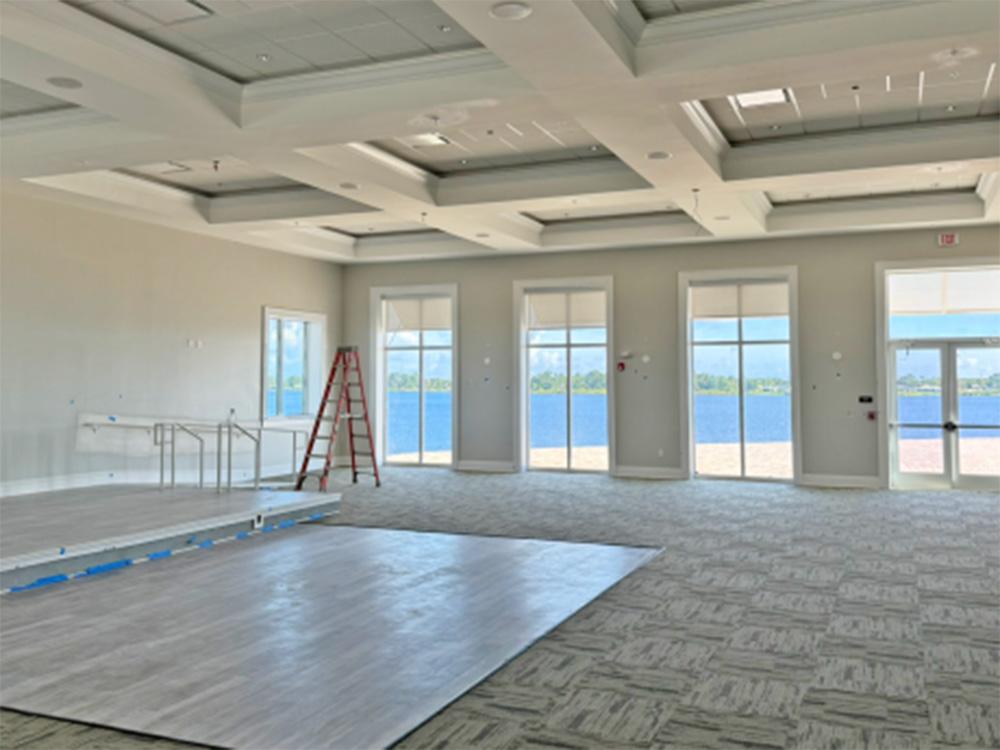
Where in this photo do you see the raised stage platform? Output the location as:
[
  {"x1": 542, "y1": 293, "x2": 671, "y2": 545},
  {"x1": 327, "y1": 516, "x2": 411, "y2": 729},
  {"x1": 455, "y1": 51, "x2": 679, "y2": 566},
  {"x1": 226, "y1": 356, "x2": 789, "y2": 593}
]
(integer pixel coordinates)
[{"x1": 0, "y1": 485, "x2": 339, "y2": 591}]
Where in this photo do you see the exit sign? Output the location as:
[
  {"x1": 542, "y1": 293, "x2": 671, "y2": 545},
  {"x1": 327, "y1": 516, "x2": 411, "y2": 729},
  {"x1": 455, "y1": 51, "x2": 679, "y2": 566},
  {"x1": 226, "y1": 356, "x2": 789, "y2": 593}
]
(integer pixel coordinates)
[{"x1": 938, "y1": 231, "x2": 960, "y2": 247}]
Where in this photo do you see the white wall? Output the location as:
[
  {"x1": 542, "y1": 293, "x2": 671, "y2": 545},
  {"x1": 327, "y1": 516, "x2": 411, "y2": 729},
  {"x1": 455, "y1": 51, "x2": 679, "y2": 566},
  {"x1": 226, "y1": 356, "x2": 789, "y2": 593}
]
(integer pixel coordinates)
[
  {"x1": 0, "y1": 190, "x2": 342, "y2": 492},
  {"x1": 341, "y1": 225, "x2": 1000, "y2": 483}
]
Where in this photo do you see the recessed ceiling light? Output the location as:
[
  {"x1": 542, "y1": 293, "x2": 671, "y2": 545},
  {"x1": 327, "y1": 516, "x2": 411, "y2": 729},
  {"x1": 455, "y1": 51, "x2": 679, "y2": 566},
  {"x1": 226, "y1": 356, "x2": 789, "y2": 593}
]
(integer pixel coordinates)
[
  {"x1": 769, "y1": 125, "x2": 781, "y2": 131},
  {"x1": 588, "y1": 145, "x2": 600, "y2": 152},
  {"x1": 646, "y1": 151, "x2": 672, "y2": 160},
  {"x1": 490, "y1": 1, "x2": 532, "y2": 20},
  {"x1": 438, "y1": 24, "x2": 453, "y2": 32},
  {"x1": 945, "y1": 104, "x2": 957, "y2": 112},
  {"x1": 460, "y1": 159, "x2": 469, "y2": 165},
  {"x1": 734, "y1": 88, "x2": 788, "y2": 108},
  {"x1": 339, "y1": 182, "x2": 358, "y2": 190},
  {"x1": 46, "y1": 76, "x2": 83, "y2": 89},
  {"x1": 256, "y1": 53, "x2": 271, "y2": 63}
]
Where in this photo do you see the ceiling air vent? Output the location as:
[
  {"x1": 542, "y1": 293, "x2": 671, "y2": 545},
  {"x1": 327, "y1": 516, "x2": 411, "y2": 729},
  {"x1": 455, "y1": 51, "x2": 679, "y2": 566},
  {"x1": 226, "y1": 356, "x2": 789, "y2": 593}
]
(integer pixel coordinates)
[{"x1": 123, "y1": 0, "x2": 213, "y2": 25}]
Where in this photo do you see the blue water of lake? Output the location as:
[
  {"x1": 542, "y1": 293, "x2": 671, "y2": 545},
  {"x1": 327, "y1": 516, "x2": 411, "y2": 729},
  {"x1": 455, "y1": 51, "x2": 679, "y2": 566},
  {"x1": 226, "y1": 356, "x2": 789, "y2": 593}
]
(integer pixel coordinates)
[{"x1": 274, "y1": 390, "x2": 999, "y2": 454}]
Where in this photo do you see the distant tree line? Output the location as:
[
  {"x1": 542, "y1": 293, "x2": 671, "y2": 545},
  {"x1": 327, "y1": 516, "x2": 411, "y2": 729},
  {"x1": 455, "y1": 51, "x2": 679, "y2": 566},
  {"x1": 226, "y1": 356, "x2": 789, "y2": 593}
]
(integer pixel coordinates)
[{"x1": 897, "y1": 374, "x2": 1000, "y2": 396}]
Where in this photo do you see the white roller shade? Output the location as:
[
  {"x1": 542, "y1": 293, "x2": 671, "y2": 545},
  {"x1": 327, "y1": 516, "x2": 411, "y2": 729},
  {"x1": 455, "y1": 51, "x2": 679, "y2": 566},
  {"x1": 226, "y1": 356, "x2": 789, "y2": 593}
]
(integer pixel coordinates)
[
  {"x1": 741, "y1": 282, "x2": 789, "y2": 317},
  {"x1": 527, "y1": 293, "x2": 568, "y2": 329},
  {"x1": 691, "y1": 284, "x2": 738, "y2": 318},
  {"x1": 421, "y1": 297, "x2": 452, "y2": 330},
  {"x1": 384, "y1": 298, "x2": 420, "y2": 331},
  {"x1": 889, "y1": 268, "x2": 1000, "y2": 315},
  {"x1": 570, "y1": 291, "x2": 606, "y2": 328}
]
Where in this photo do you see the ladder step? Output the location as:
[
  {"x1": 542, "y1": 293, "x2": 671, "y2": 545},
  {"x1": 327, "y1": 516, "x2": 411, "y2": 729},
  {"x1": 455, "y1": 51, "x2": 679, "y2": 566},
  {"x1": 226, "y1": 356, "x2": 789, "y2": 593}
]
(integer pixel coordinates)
[{"x1": 309, "y1": 453, "x2": 330, "y2": 459}]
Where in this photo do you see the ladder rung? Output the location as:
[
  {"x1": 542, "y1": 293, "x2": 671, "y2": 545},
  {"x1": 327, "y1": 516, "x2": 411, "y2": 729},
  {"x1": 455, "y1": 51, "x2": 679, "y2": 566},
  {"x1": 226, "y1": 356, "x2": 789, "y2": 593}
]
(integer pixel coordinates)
[
  {"x1": 354, "y1": 451, "x2": 373, "y2": 456},
  {"x1": 309, "y1": 453, "x2": 330, "y2": 459}
]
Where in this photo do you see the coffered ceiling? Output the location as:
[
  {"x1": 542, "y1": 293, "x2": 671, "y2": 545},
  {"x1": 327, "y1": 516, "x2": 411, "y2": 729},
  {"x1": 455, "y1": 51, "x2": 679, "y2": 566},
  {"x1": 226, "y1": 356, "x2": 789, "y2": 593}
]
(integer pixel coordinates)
[{"x1": 1, "y1": 0, "x2": 997, "y2": 264}]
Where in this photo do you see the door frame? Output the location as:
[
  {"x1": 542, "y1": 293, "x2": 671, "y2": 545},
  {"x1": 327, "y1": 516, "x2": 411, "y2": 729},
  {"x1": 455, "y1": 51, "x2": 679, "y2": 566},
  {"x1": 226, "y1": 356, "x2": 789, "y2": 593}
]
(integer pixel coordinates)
[
  {"x1": 874, "y1": 257, "x2": 998, "y2": 488},
  {"x1": 678, "y1": 266, "x2": 802, "y2": 482},
  {"x1": 369, "y1": 284, "x2": 459, "y2": 469},
  {"x1": 888, "y1": 339, "x2": 1000, "y2": 490},
  {"x1": 512, "y1": 276, "x2": 615, "y2": 474}
]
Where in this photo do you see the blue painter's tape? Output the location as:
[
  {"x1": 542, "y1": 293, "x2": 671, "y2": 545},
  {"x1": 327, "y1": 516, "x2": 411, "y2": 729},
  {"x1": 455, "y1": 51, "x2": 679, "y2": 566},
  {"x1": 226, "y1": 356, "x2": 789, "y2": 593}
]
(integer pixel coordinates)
[
  {"x1": 80, "y1": 559, "x2": 132, "y2": 577},
  {"x1": 186, "y1": 536, "x2": 198, "y2": 545},
  {"x1": 10, "y1": 573, "x2": 70, "y2": 593},
  {"x1": 236, "y1": 531, "x2": 250, "y2": 540},
  {"x1": 262, "y1": 524, "x2": 276, "y2": 533},
  {"x1": 59, "y1": 547, "x2": 66, "y2": 556},
  {"x1": 148, "y1": 549, "x2": 172, "y2": 561},
  {"x1": 278, "y1": 519, "x2": 296, "y2": 529},
  {"x1": 199, "y1": 540, "x2": 214, "y2": 549},
  {"x1": 308, "y1": 513, "x2": 324, "y2": 521}
]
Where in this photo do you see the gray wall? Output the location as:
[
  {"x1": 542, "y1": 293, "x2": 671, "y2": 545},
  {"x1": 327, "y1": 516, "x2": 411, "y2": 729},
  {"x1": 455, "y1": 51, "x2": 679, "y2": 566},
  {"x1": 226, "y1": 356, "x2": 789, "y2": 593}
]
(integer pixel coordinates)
[
  {"x1": 1, "y1": 190, "x2": 342, "y2": 490},
  {"x1": 341, "y1": 225, "x2": 1000, "y2": 481}
]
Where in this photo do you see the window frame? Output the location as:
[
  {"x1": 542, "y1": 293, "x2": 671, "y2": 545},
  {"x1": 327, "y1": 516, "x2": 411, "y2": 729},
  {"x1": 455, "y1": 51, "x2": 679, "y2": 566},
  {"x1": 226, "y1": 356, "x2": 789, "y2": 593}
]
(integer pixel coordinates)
[
  {"x1": 260, "y1": 307, "x2": 327, "y2": 423},
  {"x1": 678, "y1": 267, "x2": 801, "y2": 483},
  {"x1": 370, "y1": 284, "x2": 459, "y2": 469},
  {"x1": 513, "y1": 276, "x2": 615, "y2": 474}
]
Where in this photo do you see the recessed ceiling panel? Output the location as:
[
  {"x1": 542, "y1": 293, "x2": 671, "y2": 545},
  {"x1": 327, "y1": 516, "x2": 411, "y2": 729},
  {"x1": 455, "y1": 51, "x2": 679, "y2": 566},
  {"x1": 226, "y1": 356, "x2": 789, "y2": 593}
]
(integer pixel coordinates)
[
  {"x1": 121, "y1": 156, "x2": 299, "y2": 195},
  {"x1": 323, "y1": 216, "x2": 429, "y2": 237},
  {"x1": 371, "y1": 119, "x2": 610, "y2": 174},
  {"x1": 526, "y1": 201, "x2": 681, "y2": 223},
  {"x1": 701, "y1": 60, "x2": 999, "y2": 143},
  {"x1": 767, "y1": 174, "x2": 980, "y2": 204},
  {"x1": 634, "y1": 0, "x2": 763, "y2": 20},
  {"x1": 65, "y1": 0, "x2": 481, "y2": 83},
  {"x1": 0, "y1": 80, "x2": 78, "y2": 119}
]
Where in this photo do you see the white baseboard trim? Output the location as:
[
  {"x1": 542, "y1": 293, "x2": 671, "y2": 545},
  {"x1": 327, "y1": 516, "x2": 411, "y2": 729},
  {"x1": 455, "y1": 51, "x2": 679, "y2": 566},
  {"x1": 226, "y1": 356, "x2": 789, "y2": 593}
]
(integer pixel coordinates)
[
  {"x1": 798, "y1": 473, "x2": 882, "y2": 489},
  {"x1": 613, "y1": 465, "x2": 687, "y2": 480},
  {"x1": 456, "y1": 460, "x2": 517, "y2": 473}
]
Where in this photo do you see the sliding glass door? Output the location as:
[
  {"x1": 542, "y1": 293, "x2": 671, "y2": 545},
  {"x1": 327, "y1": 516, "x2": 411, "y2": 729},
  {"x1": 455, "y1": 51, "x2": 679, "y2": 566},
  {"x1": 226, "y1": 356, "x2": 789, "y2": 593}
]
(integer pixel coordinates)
[
  {"x1": 524, "y1": 289, "x2": 609, "y2": 472},
  {"x1": 382, "y1": 295, "x2": 454, "y2": 466},
  {"x1": 689, "y1": 280, "x2": 794, "y2": 480}
]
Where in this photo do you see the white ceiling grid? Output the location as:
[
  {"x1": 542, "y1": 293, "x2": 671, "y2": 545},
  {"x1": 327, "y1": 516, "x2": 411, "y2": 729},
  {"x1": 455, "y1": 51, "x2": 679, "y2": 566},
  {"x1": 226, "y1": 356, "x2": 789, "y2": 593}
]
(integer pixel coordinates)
[{"x1": 0, "y1": 0, "x2": 997, "y2": 263}]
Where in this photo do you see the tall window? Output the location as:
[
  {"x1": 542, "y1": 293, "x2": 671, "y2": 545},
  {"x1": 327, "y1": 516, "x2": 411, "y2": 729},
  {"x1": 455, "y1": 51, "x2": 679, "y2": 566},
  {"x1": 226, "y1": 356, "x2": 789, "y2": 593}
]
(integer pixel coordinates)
[
  {"x1": 689, "y1": 281, "x2": 793, "y2": 480},
  {"x1": 264, "y1": 309, "x2": 325, "y2": 419},
  {"x1": 524, "y1": 289, "x2": 609, "y2": 471},
  {"x1": 383, "y1": 295, "x2": 454, "y2": 465},
  {"x1": 886, "y1": 266, "x2": 999, "y2": 487}
]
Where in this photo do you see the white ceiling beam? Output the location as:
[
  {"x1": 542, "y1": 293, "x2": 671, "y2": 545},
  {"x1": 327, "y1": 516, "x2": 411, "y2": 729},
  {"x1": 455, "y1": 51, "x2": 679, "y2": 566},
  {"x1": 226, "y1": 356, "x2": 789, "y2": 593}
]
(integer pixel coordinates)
[
  {"x1": 540, "y1": 212, "x2": 700, "y2": 249},
  {"x1": 724, "y1": 119, "x2": 1000, "y2": 184},
  {"x1": 433, "y1": 0, "x2": 768, "y2": 237},
  {"x1": 767, "y1": 191, "x2": 984, "y2": 234},
  {"x1": 204, "y1": 188, "x2": 378, "y2": 225},
  {"x1": 637, "y1": 0, "x2": 1000, "y2": 99},
  {"x1": 0, "y1": 0, "x2": 242, "y2": 131},
  {"x1": 977, "y1": 173, "x2": 1000, "y2": 221}
]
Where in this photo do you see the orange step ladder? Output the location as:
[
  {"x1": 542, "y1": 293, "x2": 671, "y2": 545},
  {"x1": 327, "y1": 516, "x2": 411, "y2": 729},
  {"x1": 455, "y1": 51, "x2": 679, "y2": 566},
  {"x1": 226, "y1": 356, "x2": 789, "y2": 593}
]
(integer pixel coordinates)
[{"x1": 295, "y1": 346, "x2": 381, "y2": 491}]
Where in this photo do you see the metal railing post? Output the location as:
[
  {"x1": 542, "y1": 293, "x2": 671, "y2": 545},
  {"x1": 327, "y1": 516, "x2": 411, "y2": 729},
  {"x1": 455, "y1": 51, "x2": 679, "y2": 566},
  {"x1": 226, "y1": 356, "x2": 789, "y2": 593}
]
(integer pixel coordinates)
[
  {"x1": 292, "y1": 432, "x2": 298, "y2": 474},
  {"x1": 227, "y1": 421, "x2": 233, "y2": 491},
  {"x1": 158, "y1": 423, "x2": 165, "y2": 489},
  {"x1": 216, "y1": 424, "x2": 222, "y2": 493},
  {"x1": 170, "y1": 424, "x2": 177, "y2": 489},
  {"x1": 255, "y1": 428, "x2": 262, "y2": 490}
]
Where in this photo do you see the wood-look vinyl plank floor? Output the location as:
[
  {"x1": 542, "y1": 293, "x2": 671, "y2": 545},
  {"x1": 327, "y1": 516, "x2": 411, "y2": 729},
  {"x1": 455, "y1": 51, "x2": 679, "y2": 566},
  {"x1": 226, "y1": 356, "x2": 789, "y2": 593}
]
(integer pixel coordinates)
[
  {"x1": 0, "y1": 525, "x2": 657, "y2": 750},
  {"x1": 0, "y1": 485, "x2": 328, "y2": 559}
]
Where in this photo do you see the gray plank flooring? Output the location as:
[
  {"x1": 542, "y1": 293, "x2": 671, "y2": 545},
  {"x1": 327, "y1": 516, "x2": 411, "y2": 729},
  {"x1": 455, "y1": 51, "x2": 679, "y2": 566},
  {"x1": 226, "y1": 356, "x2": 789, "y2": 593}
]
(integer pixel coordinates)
[
  {"x1": 0, "y1": 525, "x2": 656, "y2": 750},
  {"x1": 0, "y1": 485, "x2": 328, "y2": 559}
]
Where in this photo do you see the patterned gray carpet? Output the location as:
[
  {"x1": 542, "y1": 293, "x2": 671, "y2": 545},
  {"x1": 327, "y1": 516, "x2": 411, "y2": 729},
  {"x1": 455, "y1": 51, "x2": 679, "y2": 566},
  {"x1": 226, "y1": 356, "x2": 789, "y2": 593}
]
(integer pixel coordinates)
[{"x1": 2, "y1": 468, "x2": 998, "y2": 749}]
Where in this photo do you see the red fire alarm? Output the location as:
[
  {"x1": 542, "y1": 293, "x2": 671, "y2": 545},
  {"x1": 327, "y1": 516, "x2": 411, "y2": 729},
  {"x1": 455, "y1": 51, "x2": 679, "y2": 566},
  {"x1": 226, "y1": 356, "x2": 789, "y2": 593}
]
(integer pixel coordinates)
[
  {"x1": 617, "y1": 361, "x2": 626, "y2": 372},
  {"x1": 938, "y1": 231, "x2": 959, "y2": 247}
]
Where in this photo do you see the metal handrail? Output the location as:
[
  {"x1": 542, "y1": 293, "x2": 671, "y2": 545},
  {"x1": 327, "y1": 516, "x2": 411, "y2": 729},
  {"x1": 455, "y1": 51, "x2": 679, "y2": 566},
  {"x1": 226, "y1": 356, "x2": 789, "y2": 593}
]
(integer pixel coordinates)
[{"x1": 156, "y1": 422, "x2": 205, "y2": 490}]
